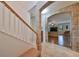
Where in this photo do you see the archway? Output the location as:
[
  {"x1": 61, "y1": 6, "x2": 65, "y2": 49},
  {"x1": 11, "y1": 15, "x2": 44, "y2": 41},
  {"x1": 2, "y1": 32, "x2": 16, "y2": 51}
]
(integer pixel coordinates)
[{"x1": 47, "y1": 12, "x2": 72, "y2": 48}]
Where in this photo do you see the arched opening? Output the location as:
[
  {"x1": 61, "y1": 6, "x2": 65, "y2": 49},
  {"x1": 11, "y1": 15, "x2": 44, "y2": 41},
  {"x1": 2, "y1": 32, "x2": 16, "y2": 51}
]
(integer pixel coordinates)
[{"x1": 48, "y1": 12, "x2": 72, "y2": 48}]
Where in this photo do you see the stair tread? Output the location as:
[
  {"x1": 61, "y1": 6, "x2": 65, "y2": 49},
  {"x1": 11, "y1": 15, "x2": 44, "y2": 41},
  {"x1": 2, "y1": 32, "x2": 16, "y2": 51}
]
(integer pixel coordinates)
[{"x1": 19, "y1": 48, "x2": 40, "y2": 57}]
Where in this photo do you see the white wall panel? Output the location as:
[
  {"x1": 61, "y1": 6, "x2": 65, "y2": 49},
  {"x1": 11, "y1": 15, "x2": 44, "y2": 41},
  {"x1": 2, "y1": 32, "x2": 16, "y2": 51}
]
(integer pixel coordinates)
[
  {"x1": 15, "y1": 17, "x2": 19, "y2": 38},
  {"x1": 22, "y1": 25, "x2": 25, "y2": 41},
  {"x1": 24, "y1": 25, "x2": 30, "y2": 42},
  {"x1": 0, "y1": 3, "x2": 3, "y2": 30},
  {"x1": 4, "y1": 7, "x2": 10, "y2": 33},
  {"x1": 18, "y1": 20, "x2": 21, "y2": 39},
  {"x1": 24, "y1": 25, "x2": 36, "y2": 46},
  {"x1": 10, "y1": 12, "x2": 15, "y2": 35},
  {"x1": 25, "y1": 26, "x2": 28, "y2": 41},
  {"x1": 32, "y1": 32, "x2": 36, "y2": 47},
  {"x1": 18, "y1": 20, "x2": 23, "y2": 40}
]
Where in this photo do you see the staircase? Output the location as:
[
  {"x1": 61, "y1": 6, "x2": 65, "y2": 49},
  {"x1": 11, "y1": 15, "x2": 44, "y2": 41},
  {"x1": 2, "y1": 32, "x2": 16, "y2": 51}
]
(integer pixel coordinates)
[{"x1": 0, "y1": 1, "x2": 39, "y2": 57}]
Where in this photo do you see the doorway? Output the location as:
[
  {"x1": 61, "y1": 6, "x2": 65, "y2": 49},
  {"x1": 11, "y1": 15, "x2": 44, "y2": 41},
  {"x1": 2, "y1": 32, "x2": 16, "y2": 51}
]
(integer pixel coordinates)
[{"x1": 48, "y1": 12, "x2": 71, "y2": 48}]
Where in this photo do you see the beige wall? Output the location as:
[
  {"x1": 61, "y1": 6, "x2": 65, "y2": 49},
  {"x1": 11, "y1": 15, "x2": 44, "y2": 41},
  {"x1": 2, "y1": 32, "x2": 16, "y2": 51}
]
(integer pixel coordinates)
[{"x1": 57, "y1": 3, "x2": 79, "y2": 52}]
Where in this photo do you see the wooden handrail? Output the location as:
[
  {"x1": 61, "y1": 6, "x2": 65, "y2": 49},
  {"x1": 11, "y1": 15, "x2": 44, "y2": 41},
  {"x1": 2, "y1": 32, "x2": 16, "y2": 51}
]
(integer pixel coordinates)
[{"x1": 0, "y1": 1, "x2": 38, "y2": 36}]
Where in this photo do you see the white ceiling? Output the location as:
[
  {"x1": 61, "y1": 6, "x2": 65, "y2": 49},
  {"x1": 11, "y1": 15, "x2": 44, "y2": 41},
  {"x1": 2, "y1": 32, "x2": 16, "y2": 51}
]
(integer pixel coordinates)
[{"x1": 7, "y1": 1, "x2": 38, "y2": 12}]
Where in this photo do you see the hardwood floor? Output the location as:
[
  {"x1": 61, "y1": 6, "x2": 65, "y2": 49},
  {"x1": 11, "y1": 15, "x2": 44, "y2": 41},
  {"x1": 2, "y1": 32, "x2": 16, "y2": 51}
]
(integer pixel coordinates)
[
  {"x1": 19, "y1": 48, "x2": 40, "y2": 57},
  {"x1": 48, "y1": 31, "x2": 71, "y2": 49}
]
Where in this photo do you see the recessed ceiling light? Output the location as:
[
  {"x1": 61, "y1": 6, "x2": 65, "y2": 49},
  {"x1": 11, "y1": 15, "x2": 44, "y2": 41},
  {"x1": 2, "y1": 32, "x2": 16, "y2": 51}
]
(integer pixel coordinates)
[{"x1": 51, "y1": 23, "x2": 54, "y2": 26}]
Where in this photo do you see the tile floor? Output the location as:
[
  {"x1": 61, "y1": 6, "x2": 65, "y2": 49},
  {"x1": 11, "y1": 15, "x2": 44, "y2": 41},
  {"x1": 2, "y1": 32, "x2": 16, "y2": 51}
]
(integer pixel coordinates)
[{"x1": 41, "y1": 43, "x2": 79, "y2": 57}]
